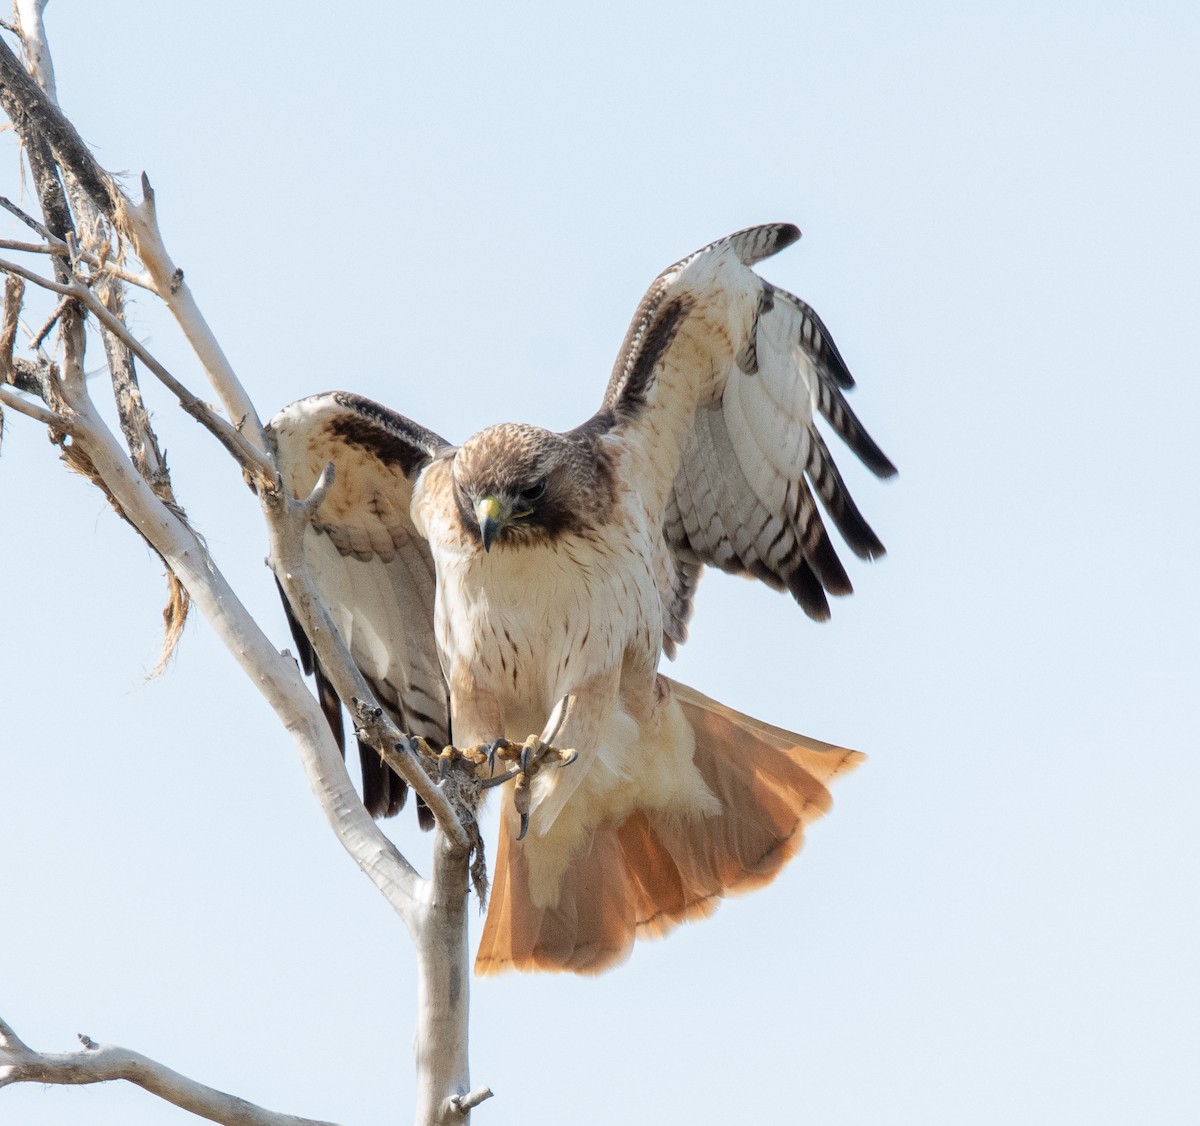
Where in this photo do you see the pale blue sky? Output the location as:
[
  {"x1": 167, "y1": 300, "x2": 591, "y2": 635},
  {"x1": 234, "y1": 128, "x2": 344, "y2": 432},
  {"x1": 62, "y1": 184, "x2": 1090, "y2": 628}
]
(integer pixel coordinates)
[{"x1": 2, "y1": 2, "x2": 1198, "y2": 1124}]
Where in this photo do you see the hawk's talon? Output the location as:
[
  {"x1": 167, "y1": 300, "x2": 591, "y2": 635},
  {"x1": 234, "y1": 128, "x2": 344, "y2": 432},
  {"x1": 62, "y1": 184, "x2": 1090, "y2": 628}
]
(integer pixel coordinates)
[
  {"x1": 451, "y1": 734, "x2": 577, "y2": 827},
  {"x1": 518, "y1": 734, "x2": 544, "y2": 776},
  {"x1": 396, "y1": 734, "x2": 440, "y2": 760},
  {"x1": 512, "y1": 765, "x2": 535, "y2": 840},
  {"x1": 485, "y1": 738, "x2": 510, "y2": 775},
  {"x1": 479, "y1": 767, "x2": 519, "y2": 789}
]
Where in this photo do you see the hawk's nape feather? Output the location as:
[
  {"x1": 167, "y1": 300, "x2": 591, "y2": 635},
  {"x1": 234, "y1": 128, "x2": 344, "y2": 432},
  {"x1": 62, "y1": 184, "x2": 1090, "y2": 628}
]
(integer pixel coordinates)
[
  {"x1": 267, "y1": 224, "x2": 890, "y2": 975},
  {"x1": 266, "y1": 392, "x2": 452, "y2": 823},
  {"x1": 588, "y1": 223, "x2": 894, "y2": 631}
]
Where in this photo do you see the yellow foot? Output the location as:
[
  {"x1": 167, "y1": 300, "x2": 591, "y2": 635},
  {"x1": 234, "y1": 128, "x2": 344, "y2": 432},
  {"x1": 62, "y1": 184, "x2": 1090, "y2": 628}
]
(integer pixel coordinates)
[{"x1": 462, "y1": 735, "x2": 577, "y2": 840}]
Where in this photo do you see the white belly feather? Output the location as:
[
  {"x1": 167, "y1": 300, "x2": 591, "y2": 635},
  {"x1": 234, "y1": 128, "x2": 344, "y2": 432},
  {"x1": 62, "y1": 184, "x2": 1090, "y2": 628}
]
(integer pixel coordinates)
[{"x1": 437, "y1": 536, "x2": 638, "y2": 736}]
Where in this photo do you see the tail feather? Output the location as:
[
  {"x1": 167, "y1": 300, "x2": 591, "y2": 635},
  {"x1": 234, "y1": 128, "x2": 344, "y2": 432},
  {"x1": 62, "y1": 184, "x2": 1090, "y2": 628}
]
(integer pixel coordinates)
[
  {"x1": 616, "y1": 812, "x2": 722, "y2": 940},
  {"x1": 481, "y1": 815, "x2": 636, "y2": 974},
  {"x1": 474, "y1": 678, "x2": 863, "y2": 976}
]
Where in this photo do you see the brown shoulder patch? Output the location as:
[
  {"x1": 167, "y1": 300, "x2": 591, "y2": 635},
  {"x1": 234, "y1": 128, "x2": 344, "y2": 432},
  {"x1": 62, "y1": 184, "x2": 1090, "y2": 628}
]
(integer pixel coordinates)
[
  {"x1": 325, "y1": 394, "x2": 447, "y2": 477},
  {"x1": 609, "y1": 294, "x2": 695, "y2": 424}
]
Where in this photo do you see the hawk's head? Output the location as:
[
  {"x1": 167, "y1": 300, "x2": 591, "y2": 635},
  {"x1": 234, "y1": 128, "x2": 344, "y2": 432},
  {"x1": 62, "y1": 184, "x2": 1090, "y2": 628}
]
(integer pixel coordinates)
[{"x1": 452, "y1": 423, "x2": 613, "y2": 551}]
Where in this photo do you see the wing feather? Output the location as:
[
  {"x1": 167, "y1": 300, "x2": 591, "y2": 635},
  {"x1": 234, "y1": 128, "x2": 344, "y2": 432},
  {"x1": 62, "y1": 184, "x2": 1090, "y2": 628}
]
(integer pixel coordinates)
[
  {"x1": 267, "y1": 392, "x2": 452, "y2": 820},
  {"x1": 592, "y1": 224, "x2": 894, "y2": 638}
]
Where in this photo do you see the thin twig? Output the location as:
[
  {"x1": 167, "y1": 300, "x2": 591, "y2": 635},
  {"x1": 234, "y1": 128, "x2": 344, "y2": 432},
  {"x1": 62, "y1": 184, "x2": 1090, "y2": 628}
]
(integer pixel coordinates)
[
  {"x1": 0, "y1": 194, "x2": 53, "y2": 241},
  {"x1": 445, "y1": 1087, "x2": 495, "y2": 1116},
  {"x1": 0, "y1": 229, "x2": 154, "y2": 289},
  {"x1": 0, "y1": 1014, "x2": 30, "y2": 1051},
  {"x1": 0, "y1": 272, "x2": 23, "y2": 382},
  {"x1": 92, "y1": 261, "x2": 156, "y2": 291},
  {"x1": 0, "y1": 254, "x2": 275, "y2": 480},
  {"x1": 0, "y1": 236, "x2": 56, "y2": 255},
  {"x1": 0, "y1": 384, "x2": 63, "y2": 427},
  {"x1": 28, "y1": 293, "x2": 68, "y2": 349}
]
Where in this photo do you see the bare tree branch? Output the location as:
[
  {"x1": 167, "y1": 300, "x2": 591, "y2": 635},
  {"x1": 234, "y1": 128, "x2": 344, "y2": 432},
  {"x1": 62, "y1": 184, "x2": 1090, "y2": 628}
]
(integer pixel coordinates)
[
  {"x1": 0, "y1": 270, "x2": 22, "y2": 373},
  {"x1": 12, "y1": 1, "x2": 56, "y2": 103},
  {"x1": 0, "y1": 204, "x2": 155, "y2": 287},
  {"x1": 0, "y1": 379, "x2": 61, "y2": 426},
  {"x1": 1, "y1": 10, "x2": 180, "y2": 665},
  {"x1": 0, "y1": 31, "x2": 267, "y2": 452},
  {"x1": 9, "y1": 0, "x2": 195, "y2": 664},
  {"x1": 0, "y1": 1015, "x2": 343, "y2": 1126},
  {"x1": 0, "y1": 234, "x2": 54, "y2": 253},
  {"x1": 0, "y1": 0, "x2": 468, "y2": 926},
  {"x1": 0, "y1": 13, "x2": 488, "y2": 1123},
  {"x1": 0, "y1": 253, "x2": 275, "y2": 478},
  {"x1": 0, "y1": 191, "x2": 53, "y2": 239}
]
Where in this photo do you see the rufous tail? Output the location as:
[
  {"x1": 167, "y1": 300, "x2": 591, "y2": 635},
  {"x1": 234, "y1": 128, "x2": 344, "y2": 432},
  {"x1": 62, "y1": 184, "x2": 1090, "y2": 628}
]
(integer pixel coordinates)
[{"x1": 474, "y1": 678, "x2": 863, "y2": 975}]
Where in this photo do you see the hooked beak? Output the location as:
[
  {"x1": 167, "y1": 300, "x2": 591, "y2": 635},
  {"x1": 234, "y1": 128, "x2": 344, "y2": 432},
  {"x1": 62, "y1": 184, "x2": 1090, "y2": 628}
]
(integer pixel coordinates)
[{"x1": 475, "y1": 495, "x2": 505, "y2": 552}]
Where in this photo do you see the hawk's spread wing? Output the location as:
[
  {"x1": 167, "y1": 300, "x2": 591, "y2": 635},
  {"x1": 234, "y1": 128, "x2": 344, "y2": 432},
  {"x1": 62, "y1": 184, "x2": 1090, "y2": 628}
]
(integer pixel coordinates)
[
  {"x1": 591, "y1": 223, "x2": 895, "y2": 649},
  {"x1": 267, "y1": 392, "x2": 452, "y2": 820}
]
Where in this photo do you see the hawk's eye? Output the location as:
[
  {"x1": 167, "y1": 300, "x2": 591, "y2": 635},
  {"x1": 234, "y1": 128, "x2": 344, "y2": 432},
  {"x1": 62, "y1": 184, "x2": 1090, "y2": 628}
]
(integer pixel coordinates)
[{"x1": 518, "y1": 478, "x2": 547, "y2": 505}]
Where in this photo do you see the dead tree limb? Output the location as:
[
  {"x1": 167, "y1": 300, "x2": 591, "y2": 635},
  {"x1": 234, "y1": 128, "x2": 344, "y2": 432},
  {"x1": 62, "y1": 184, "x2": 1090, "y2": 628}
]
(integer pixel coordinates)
[
  {"x1": 0, "y1": 1016, "x2": 343, "y2": 1126},
  {"x1": 0, "y1": 11, "x2": 484, "y2": 1125}
]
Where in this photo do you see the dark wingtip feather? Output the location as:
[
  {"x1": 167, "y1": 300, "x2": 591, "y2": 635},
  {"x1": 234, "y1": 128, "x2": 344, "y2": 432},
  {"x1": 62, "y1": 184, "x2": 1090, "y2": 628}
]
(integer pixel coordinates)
[
  {"x1": 832, "y1": 505, "x2": 887, "y2": 561},
  {"x1": 772, "y1": 222, "x2": 802, "y2": 253},
  {"x1": 782, "y1": 559, "x2": 832, "y2": 621},
  {"x1": 775, "y1": 291, "x2": 857, "y2": 390},
  {"x1": 817, "y1": 382, "x2": 898, "y2": 479},
  {"x1": 862, "y1": 443, "x2": 898, "y2": 479},
  {"x1": 807, "y1": 431, "x2": 890, "y2": 560},
  {"x1": 316, "y1": 671, "x2": 346, "y2": 757},
  {"x1": 417, "y1": 798, "x2": 435, "y2": 831},
  {"x1": 806, "y1": 526, "x2": 854, "y2": 597},
  {"x1": 276, "y1": 578, "x2": 317, "y2": 676},
  {"x1": 358, "y1": 737, "x2": 410, "y2": 820},
  {"x1": 727, "y1": 223, "x2": 802, "y2": 266}
]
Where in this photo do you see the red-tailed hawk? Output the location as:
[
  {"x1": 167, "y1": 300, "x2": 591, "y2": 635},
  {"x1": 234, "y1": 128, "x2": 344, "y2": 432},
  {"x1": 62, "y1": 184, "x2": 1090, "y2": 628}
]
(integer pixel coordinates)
[{"x1": 268, "y1": 224, "x2": 894, "y2": 974}]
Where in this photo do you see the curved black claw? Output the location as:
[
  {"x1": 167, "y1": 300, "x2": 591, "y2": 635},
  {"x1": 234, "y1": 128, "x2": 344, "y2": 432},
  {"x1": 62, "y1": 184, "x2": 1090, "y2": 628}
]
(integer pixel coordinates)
[
  {"x1": 395, "y1": 735, "x2": 416, "y2": 755},
  {"x1": 517, "y1": 811, "x2": 530, "y2": 842},
  {"x1": 479, "y1": 767, "x2": 519, "y2": 790},
  {"x1": 486, "y1": 738, "x2": 508, "y2": 776},
  {"x1": 519, "y1": 741, "x2": 536, "y2": 775}
]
